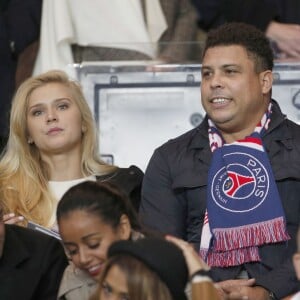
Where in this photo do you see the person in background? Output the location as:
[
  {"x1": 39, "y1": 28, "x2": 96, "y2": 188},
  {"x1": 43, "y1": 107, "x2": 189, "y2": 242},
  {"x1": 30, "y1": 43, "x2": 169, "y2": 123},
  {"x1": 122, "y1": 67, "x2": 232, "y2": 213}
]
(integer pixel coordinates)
[
  {"x1": 0, "y1": 0, "x2": 42, "y2": 152},
  {"x1": 33, "y1": 0, "x2": 198, "y2": 75},
  {"x1": 56, "y1": 181, "x2": 146, "y2": 300},
  {"x1": 220, "y1": 0, "x2": 300, "y2": 61},
  {"x1": 140, "y1": 22, "x2": 300, "y2": 299},
  {"x1": 96, "y1": 237, "x2": 221, "y2": 300},
  {"x1": 0, "y1": 205, "x2": 68, "y2": 299},
  {"x1": 191, "y1": 0, "x2": 300, "y2": 61},
  {"x1": 0, "y1": 70, "x2": 143, "y2": 228}
]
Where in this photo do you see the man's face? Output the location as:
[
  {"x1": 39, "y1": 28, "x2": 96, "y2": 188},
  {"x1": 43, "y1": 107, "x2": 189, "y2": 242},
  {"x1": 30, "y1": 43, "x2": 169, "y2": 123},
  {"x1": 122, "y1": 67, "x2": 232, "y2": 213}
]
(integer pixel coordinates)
[{"x1": 201, "y1": 45, "x2": 272, "y2": 139}]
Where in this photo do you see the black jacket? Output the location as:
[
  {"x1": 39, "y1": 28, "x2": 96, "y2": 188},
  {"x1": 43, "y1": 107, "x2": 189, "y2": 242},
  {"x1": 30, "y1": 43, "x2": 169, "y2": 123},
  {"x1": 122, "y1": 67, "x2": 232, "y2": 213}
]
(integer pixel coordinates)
[
  {"x1": 0, "y1": 224, "x2": 68, "y2": 300},
  {"x1": 0, "y1": 0, "x2": 42, "y2": 139},
  {"x1": 140, "y1": 100, "x2": 300, "y2": 298},
  {"x1": 192, "y1": 0, "x2": 300, "y2": 32},
  {"x1": 97, "y1": 165, "x2": 144, "y2": 212},
  {"x1": 221, "y1": 0, "x2": 300, "y2": 31}
]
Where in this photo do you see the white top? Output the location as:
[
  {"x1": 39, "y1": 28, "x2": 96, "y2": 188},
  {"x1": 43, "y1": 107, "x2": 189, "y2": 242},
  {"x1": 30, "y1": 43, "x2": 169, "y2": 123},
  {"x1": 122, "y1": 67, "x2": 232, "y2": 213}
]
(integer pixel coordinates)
[{"x1": 48, "y1": 175, "x2": 96, "y2": 226}]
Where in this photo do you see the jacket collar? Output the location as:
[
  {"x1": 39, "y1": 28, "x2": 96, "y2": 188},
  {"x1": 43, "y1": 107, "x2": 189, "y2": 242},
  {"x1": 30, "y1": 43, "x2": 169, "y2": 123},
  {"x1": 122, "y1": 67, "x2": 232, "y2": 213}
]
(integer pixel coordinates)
[
  {"x1": 189, "y1": 99, "x2": 288, "y2": 151},
  {"x1": 262, "y1": 99, "x2": 292, "y2": 154},
  {"x1": 57, "y1": 263, "x2": 97, "y2": 297}
]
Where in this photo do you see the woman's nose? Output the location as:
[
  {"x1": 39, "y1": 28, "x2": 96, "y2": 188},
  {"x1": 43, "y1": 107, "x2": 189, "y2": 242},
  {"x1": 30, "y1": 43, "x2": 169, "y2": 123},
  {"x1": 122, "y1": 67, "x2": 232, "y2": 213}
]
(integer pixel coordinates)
[
  {"x1": 46, "y1": 109, "x2": 58, "y2": 123},
  {"x1": 78, "y1": 248, "x2": 91, "y2": 265}
]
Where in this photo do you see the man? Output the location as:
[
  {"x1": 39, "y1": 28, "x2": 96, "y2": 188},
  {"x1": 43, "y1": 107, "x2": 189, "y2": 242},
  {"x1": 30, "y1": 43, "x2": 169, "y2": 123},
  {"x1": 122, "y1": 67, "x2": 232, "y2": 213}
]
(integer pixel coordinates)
[
  {"x1": 140, "y1": 22, "x2": 300, "y2": 299},
  {"x1": 0, "y1": 207, "x2": 68, "y2": 299}
]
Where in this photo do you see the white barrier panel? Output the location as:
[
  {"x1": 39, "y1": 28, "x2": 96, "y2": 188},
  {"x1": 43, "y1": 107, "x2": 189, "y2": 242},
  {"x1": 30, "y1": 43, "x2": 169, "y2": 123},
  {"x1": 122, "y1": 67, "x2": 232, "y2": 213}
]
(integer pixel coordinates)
[{"x1": 76, "y1": 63, "x2": 300, "y2": 171}]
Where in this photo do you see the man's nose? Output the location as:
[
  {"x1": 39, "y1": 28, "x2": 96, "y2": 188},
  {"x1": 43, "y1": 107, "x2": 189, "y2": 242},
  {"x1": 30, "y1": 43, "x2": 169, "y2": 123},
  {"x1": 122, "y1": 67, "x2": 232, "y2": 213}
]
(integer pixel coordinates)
[{"x1": 210, "y1": 73, "x2": 224, "y2": 89}]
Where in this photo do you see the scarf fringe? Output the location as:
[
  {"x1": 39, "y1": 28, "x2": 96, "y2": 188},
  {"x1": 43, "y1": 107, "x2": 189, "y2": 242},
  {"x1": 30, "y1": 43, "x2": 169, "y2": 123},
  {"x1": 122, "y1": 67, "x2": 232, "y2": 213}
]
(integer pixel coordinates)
[
  {"x1": 212, "y1": 217, "x2": 290, "y2": 251},
  {"x1": 200, "y1": 246, "x2": 261, "y2": 267}
]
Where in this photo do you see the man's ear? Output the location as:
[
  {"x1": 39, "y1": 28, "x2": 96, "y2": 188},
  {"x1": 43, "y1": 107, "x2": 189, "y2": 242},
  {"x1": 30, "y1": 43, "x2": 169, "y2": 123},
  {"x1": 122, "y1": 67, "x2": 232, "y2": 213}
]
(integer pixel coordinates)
[
  {"x1": 260, "y1": 70, "x2": 273, "y2": 94},
  {"x1": 118, "y1": 214, "x2": 131, "y2": 240}
]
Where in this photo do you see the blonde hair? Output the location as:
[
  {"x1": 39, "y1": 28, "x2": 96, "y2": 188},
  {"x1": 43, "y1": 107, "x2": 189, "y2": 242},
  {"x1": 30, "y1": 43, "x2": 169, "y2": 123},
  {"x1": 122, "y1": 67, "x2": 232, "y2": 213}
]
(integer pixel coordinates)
[{"x1": 0, "y1": 70, "x2": 116, "y2": 227}]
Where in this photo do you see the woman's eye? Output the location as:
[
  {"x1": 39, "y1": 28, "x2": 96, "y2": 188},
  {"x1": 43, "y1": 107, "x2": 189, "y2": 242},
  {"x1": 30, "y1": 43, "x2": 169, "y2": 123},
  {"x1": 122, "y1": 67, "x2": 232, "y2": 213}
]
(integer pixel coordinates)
[
  {"x1": 32, "y1": 110, "x2": 43, "y2": 116},
  {"x1": 58, "y1": 103, "x2": 69, "y2": 110},
  {"x1": 66, "y1": 248, "x2": 78, "y2": 256},
  {"x1": 102, "y1": 283, "x2": 112, "y2": 295},
  {"x1": 89, "y1": 243, "x2": 100, "y2": 249}
]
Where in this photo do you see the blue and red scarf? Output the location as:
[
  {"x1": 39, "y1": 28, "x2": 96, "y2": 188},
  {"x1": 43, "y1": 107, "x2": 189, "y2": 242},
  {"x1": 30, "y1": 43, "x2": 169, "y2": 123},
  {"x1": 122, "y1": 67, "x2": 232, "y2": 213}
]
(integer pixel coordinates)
[{"x1": 200, "y1": 103, "x2": 290, "y2": 267}]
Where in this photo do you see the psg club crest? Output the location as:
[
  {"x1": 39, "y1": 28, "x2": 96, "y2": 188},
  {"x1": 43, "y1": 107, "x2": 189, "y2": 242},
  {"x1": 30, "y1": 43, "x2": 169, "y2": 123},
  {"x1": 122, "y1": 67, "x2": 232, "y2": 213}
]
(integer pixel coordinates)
[{"x1": 211, "y1": 152, "x2": 270, "y2": 213}]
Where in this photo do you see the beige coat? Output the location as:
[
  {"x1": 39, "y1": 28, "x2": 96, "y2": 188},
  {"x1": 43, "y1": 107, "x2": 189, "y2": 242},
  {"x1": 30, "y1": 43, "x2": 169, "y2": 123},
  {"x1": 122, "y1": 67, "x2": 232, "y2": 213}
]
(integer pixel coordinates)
[{"x1": 57, "y1": 263, "x2": 97, "y2": 300}]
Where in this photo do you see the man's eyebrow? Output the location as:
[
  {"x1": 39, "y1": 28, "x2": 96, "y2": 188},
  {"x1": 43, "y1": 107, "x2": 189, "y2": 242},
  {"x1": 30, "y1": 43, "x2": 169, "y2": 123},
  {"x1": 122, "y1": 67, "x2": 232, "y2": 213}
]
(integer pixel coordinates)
[{"x1": 202, "y1": 64, "x2": 240, "y2": 68}]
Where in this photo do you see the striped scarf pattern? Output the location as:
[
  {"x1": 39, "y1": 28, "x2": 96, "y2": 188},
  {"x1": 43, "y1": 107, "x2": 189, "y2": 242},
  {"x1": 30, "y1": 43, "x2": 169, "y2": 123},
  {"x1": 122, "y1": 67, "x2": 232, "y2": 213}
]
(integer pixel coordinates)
[{"x1": 199, "y1": 103, "x2": 290, "y2": 267}]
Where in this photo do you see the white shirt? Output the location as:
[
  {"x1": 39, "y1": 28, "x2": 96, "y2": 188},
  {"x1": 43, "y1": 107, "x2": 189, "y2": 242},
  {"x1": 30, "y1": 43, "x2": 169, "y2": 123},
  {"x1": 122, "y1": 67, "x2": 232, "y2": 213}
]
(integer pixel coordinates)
[{"x1": 48, "y1": 175, "x2": 96, "y2": 226}]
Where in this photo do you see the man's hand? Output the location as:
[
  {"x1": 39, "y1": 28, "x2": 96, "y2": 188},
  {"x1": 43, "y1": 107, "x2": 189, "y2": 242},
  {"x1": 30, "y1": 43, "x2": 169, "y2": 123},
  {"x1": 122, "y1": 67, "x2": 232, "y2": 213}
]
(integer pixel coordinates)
[{"x1": 221, "y1": 281, "x2": 270, "y2": 300}]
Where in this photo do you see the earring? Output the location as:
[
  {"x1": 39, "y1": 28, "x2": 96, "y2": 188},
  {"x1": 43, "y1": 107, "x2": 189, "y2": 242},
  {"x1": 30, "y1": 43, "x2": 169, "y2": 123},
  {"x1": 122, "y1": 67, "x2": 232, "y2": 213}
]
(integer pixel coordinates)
[{"x1": 28, "y1": 138, "x2": 33, "y2": 144}]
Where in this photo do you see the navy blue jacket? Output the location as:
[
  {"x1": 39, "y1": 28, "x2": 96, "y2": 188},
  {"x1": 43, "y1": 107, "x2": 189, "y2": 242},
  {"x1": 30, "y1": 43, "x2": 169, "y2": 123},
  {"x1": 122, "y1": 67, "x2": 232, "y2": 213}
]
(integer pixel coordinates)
[{"x1": 140, "y1": 100, "x2": 300, "y2": 298}]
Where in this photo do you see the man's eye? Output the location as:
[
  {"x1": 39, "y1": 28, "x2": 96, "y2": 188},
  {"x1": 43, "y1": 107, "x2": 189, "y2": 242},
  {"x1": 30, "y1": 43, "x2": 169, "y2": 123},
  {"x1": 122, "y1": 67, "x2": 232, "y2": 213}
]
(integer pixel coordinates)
[
  {"x1": 202, "y1": 71, "x2": 212, "y2": 77},
  {"x1": 225, "y1": 69, "x2": 237, "y2": 74}
]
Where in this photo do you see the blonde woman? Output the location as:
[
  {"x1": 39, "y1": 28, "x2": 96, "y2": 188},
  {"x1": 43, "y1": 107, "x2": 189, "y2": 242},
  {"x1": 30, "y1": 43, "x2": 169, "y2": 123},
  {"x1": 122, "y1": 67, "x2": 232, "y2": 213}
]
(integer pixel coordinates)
[{"x1": 0, "y1": 70, "x2": 143, "y2": 228}]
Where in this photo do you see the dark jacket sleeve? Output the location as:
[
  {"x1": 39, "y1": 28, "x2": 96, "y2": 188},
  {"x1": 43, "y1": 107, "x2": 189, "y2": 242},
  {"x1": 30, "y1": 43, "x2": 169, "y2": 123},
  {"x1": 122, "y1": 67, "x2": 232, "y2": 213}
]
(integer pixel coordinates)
[
  {"x1": 4, "y1": 0, "x2": 42, "y2": 55},
  {"x1": 98, "y1": 165, "x2": 144, "y2": 212},
  {"x1": 191, "y1": 0, "x2": 225, "y2": 30},
  {"x1": 255, "y1": 257, "x2": 298, "y2": 299},
  {"x1": 140, "y1": 147, "x2": 187, "y2": 238},
  {"x1": 33, "y1": 237, "x2": 69, "y2": 300},
  {"x1": 220, "y1": 0, "x2": 281, "y2": 31},
  {"x1": 221, "y1": 0, "x2": 300, "y2": 30}
]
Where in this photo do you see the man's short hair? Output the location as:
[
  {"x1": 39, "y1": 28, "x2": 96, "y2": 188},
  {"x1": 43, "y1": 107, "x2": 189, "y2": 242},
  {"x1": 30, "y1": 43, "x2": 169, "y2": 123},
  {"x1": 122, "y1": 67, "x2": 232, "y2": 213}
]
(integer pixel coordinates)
[{"x1": 202, "y1": 22, "x2": 274, "y2": 72}]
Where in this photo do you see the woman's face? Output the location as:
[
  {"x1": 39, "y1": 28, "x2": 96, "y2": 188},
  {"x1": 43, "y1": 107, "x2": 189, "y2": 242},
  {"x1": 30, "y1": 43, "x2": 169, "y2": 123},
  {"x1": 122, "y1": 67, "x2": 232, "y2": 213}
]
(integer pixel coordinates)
[
  {"x1": 26, "y1": 82, "x2": 83, "y2": 156},
  {"x1": 59, "y1": 210, "x2": 130, "y2": 280},
  {"x1": 100, "y1": 265, "x2": 129, "y2": 300}
]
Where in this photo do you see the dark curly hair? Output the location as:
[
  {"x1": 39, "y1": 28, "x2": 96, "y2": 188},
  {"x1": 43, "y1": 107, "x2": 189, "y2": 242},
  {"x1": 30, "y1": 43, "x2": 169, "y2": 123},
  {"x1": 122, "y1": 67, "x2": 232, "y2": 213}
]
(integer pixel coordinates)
[{"x1": 202, "y1": 22, "x2": 274, "y2": 72}]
